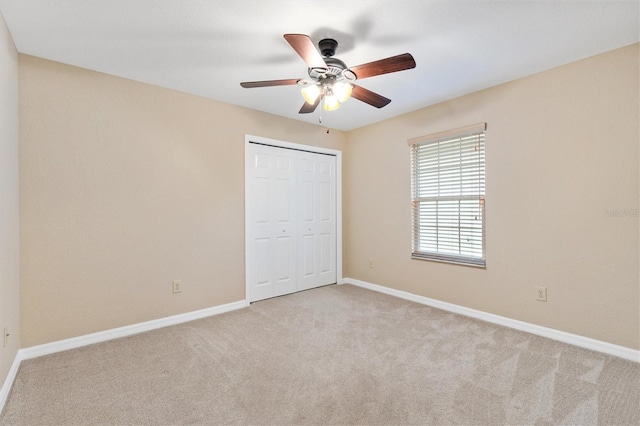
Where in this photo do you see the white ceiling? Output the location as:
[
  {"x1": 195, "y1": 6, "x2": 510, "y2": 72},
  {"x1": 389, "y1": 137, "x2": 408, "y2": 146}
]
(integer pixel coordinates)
[{"x1": 0, "y1": 1, "x2": 638, "y2": 131}]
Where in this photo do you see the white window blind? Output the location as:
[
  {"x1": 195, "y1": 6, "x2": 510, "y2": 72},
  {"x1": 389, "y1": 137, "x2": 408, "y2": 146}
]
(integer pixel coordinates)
[{"x1": 410, "y1": 124, "x2": 486, "y2": 267}]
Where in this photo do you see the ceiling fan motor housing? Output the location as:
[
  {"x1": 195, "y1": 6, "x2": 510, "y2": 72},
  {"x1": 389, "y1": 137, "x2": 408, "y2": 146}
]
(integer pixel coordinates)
[
  {"x1": 319, "y1": 38, "x2": 338, "y2": 57},
  {"x1": 309, "y1": 57, "x2": 351, "y2": 80}
]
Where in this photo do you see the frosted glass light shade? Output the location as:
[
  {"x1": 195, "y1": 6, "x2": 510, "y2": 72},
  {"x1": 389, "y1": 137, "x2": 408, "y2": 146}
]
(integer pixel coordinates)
[
  {"x1": 301, "y1": 84, "x2": 321, "y2": 104},
  {"x1": 333, "y1": 82, "x2": 352, "y2": 102},
  {"x1": 323, "y1": 95, "x2": 340, "y2": 111}
]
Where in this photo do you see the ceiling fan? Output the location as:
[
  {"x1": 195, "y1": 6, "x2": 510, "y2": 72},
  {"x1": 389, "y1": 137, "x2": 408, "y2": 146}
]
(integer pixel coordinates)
[{"x1": 240, "y1": 34, "x2": 416, "y2": 113}]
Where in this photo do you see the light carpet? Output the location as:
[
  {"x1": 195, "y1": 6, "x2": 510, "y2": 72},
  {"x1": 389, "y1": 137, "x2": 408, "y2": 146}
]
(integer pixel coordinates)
[{"x1": 1, "y1": 284, "x2": 638, "y2": 425}]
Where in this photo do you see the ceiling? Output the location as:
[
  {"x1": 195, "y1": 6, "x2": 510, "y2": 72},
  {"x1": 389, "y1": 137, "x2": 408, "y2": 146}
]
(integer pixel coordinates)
[{"x1": 0, "y1": 1, "x2": 638, "y2": 131}]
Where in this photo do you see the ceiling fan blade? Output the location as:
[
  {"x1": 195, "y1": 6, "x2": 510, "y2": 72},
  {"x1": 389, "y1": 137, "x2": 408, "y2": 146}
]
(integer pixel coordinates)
[
  {"x1": 299, "y1": 94, "x2": 324, "y2": 114},
  {"x1": 240, "y1": 79, "x2": 300, "y2": 88},
  {"x1": 283, "y1": 34, "x2": 328, "y2": 69},
  {"x1": 350, "y1": 53, "x2": 416, "y2": 80},
  {"x1": 351, "y1": 85, "x2": 391, "y2": 108}
]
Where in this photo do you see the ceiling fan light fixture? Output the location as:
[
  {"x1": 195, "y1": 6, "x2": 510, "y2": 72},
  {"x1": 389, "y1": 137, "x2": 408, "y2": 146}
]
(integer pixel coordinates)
[
  {"x1": 301, "y1": 83, "x2": 321, "y2": 104},
  {"x1": 333, "y1": 81, "x2": 353, "y2": 103},
  {"x1": 323, "y1": 94, "x2": 341, "y2": 111},
  {"x1": 240, "y1": 33, "x2": 415, "y2": 114}
]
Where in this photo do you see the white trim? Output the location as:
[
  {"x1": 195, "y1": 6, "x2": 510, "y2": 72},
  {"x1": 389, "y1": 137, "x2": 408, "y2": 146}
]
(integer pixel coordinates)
[
  {"x1": 244, "y1": 134, "x2": 343, "y2": 303},
  {"x1": 342, "y1": 278, "x2": 639, "y2": 363},
  {"x1": 20, "y1": 300, "x2": 248, "y2": 361},
  {"x1": 0, "y1": 351, "x2": 22, "y2": 415},
  {"x1": 335, "y1": 153, "x2": 343, "y2": 288}
]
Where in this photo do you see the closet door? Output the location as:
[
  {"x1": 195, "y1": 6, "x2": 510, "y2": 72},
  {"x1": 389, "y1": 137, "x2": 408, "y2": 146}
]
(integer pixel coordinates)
[
  {"x1": 297, "y1": 151, "x2": 337, "y2": 291},
  {"x1": 246, "y1": 143, "x2": 297, "y2": 302},
  {"x1": 246, "y1": 142, "x2": 337, "y2": 302}
]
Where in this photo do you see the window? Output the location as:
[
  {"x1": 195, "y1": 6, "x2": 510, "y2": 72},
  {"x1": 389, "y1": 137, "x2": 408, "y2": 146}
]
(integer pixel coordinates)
[{"x1": 410, "y1": 123, "x2": 486, "y2": 267}]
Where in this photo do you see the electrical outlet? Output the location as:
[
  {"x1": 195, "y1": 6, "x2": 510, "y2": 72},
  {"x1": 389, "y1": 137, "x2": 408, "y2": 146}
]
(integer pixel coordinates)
[
  {"x1": 368, "y1": 259, "x2": 374, "y2": 268},
  {"x1": 3, "y1": 328, "x2": 9, "y2": 347},
  {"x1": 172, "y1": 280, "x2": 182, "y2": 294},
  {"x1": 536, "y1": 286, "x2": 547, "y2": 302}
]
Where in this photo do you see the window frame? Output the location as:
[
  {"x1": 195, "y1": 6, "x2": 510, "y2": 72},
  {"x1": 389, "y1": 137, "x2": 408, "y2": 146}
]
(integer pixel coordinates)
[{"x1": 409, "y1": 123, "x2": 487, "y2": 268}]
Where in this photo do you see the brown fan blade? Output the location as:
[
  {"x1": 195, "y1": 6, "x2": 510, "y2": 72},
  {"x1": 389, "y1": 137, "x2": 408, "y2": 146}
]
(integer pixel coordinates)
[
  {"x1": 240, "y1": 79, "x2": 300, "y2": 88},
  {"x1": 283, "y1": 34, "x2": 328, "y2": 69},
  {"x1": 299, "y1": 94, "x2": 324, "y2": 114},
  {"x1": 351, "y1": 85, "x2": 391, "y2": 108},
  {"x1": 350, "y1": 53, "x2": 416, "y2": 80}
]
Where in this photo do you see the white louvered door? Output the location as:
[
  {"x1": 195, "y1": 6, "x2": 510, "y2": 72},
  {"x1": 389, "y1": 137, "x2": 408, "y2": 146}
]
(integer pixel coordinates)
[{"x1": 246, "y1": 142, "x2": 336, "y2": 302}]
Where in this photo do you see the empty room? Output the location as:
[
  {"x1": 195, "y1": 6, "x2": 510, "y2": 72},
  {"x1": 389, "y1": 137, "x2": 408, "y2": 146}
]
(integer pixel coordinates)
[{"x1": 0, "y1": 1, "x2": 638, "y2": 425}]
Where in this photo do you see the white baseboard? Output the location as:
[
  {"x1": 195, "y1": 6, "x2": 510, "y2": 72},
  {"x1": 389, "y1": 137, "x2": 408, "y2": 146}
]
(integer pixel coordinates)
[
  {"x1": 0, "y1": 299, "x2": 248, "y2": 414},
  {"x1": 20, "y1": 299, "x2": 249, "y2": 361},
  {"x1": 0, "y1": 352, "x2": 22, "y2": 415},
  {"x1": 342, "y1": 277, "x2": 640, "y2": 363}
]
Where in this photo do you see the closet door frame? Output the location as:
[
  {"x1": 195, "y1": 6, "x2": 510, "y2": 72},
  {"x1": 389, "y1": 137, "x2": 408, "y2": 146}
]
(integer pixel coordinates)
[{"x1": 244, "y1": 134, "x2": 343, "y2": 303}]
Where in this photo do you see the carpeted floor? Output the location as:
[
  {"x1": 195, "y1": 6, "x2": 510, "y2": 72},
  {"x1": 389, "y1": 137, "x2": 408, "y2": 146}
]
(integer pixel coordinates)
[{"x1": 1, "y1": 284, "x2": 638, "y2": 425}]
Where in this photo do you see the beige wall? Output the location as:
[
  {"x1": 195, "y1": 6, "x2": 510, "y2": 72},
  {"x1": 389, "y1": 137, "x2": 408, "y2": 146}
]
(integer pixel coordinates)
[
  {"x1": 344, "y1": 43, "x2": 639, "y2": 350},
  {"x1": 19, "y1": 55, "x2": 346, "y2": 347},
  {"x1": 17, "y1": 43, "x2": 640, "y2": 351},
  {"x1": 0, "y1": 12, "x2": 20, "y2": 386}
]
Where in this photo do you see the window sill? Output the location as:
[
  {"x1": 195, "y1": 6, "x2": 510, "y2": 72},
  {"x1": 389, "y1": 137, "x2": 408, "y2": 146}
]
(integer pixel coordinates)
[{"x1": 411, "y1": 254, "x2": 486, "y2": 269}]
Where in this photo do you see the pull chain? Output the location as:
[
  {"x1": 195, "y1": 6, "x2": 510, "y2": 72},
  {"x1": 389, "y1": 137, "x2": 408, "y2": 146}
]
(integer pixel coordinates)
[{"x1": 318, "y1": 97, "x2": 330, "y2": 134}]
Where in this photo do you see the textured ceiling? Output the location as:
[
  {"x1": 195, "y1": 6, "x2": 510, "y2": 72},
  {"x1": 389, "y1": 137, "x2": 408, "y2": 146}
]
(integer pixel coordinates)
[{"x1": 0, "y1": 0, "x2": 638, "y2": 131}]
